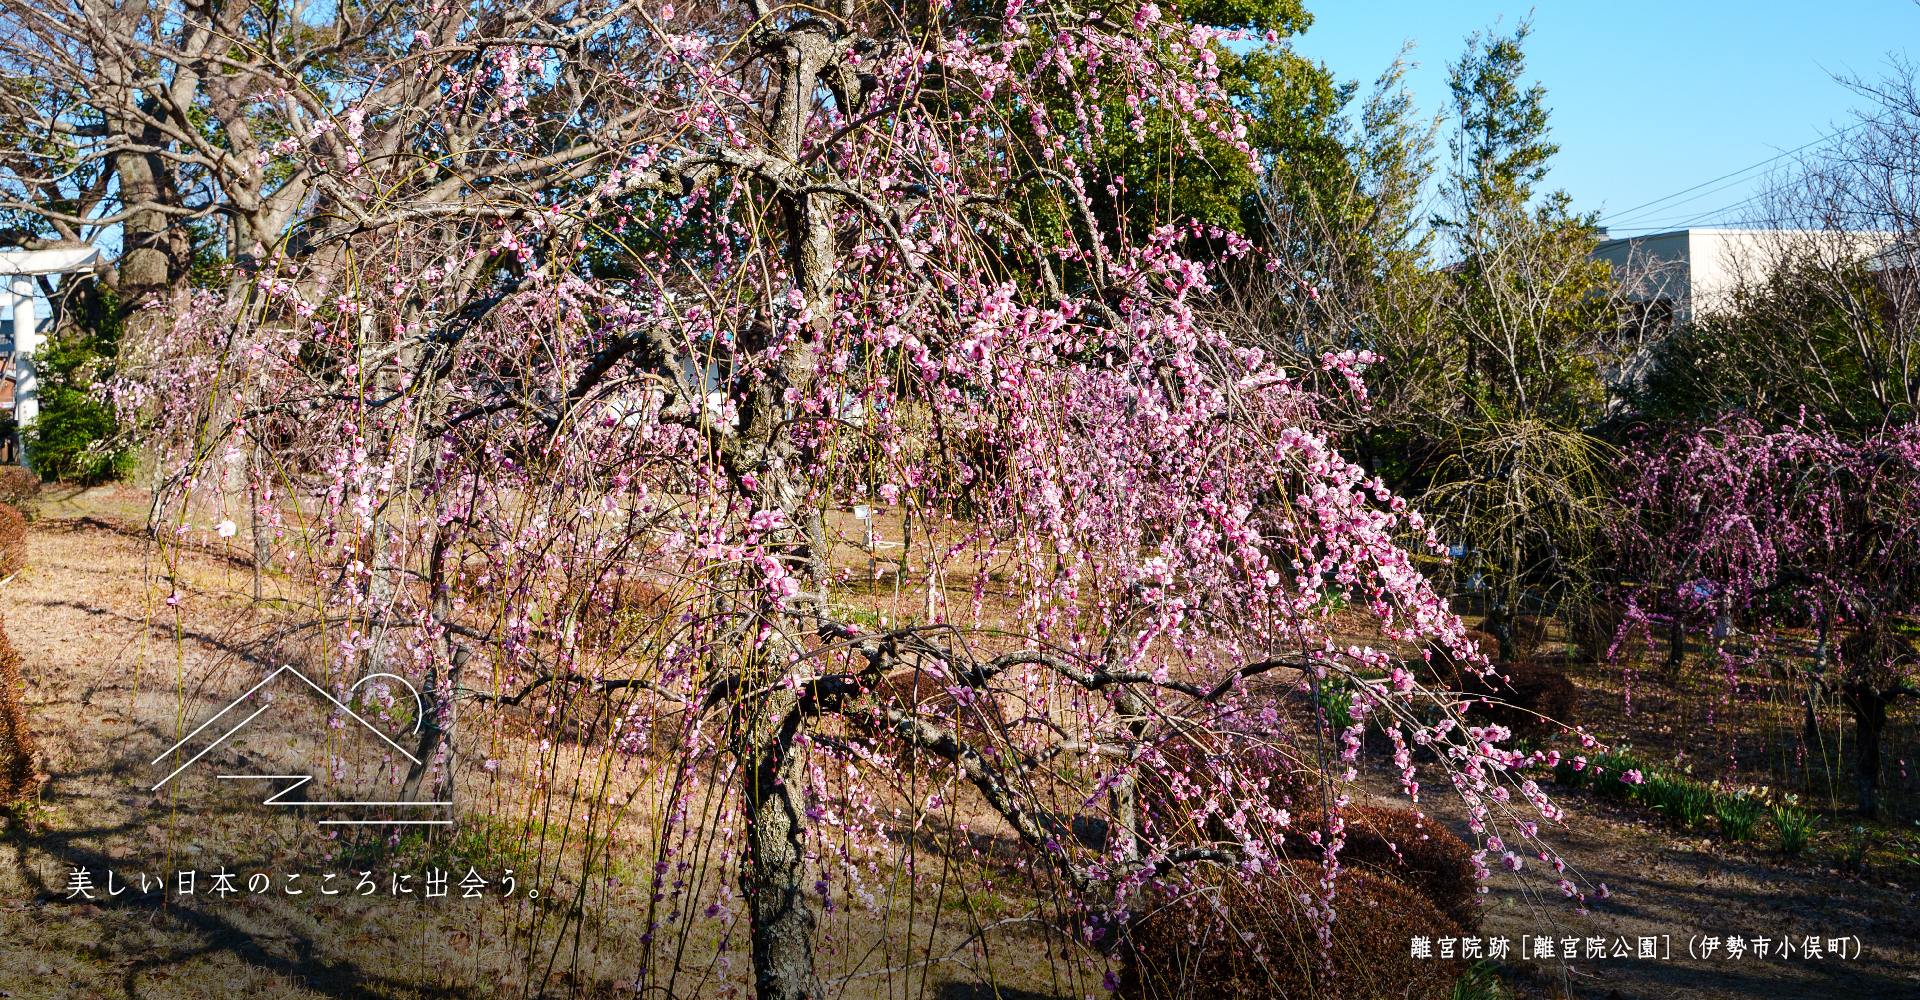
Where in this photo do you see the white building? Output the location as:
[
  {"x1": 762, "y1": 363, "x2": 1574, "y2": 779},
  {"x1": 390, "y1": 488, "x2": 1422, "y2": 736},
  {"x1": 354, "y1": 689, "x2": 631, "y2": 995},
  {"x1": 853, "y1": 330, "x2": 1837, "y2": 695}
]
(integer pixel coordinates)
[
  {"x1": 1591, "y1": 228, "x2": 1787, "y2": 324},
  {"x1": 1593, "y1": 227, "x2": 1894, "y2": 329}
]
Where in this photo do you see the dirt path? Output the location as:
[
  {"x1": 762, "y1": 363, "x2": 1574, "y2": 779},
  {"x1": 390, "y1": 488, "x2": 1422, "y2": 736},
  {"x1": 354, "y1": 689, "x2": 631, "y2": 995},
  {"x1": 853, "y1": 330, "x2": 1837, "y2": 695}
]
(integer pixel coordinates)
[{"x1": 1347, "y1": 739, "x2": 1920, "y2": 999}]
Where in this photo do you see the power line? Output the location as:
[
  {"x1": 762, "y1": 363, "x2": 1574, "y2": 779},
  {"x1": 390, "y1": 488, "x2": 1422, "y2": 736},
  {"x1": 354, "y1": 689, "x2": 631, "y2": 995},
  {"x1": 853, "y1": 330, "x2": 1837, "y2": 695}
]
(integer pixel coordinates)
[
  {"x1": 1600, "y1": 155, "x2": 1783, "y2": 227},
  {"x1": 1599, "y1": 116, "x2": 1879, "y2": 227},
  {"x1": 1614, "y1": 190, "x2": 1768, "y2": 232},
  {"x1": 1604, "y1": 172, "x2": 1771, "y2": 230},
  {"x1": 1606, "y1": 189, "x2": 1773, "y2": 236},
  {"x1": 1670, "y1": 192, "x2": 1773, "y2": 230}
]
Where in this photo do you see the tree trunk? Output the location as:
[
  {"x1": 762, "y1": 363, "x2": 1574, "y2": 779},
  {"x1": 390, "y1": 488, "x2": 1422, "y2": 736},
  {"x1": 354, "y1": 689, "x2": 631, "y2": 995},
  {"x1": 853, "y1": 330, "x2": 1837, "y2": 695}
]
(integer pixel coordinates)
[
  {"x1": 1108, "y1": 686, "x2": 1152, "y2": 859},
  {"x1": 250, "y1": 412, "x2": 269, "y2": 602},
  {"x1": 402, "y1": 521, "x2": 464, "y2": 823},
  {"x1": 1805, "y1": 677, "x2": 1824, "y2": 757},
  {"x1": 111, "y1": 141, "x2": 187, "y2": 291},
  {"x1": 1658, "y1": 611, "x2": 1682, "y2": 683},
  {"x1": 739, "y1": 689, "x2": 818, "y2": 1000},
  {"x1": 1845, "y1": 686, "x2": 1890, "y2": 820},
  {"x1": 1805, "y1": 610, "x2": 1831, "y2": 753},
  {"x1": 729, "y1": 26, "x2": 841, "y2": 1000},
  {"x1": 400, "y1": 643, "x2": 465, "y2": 815}
]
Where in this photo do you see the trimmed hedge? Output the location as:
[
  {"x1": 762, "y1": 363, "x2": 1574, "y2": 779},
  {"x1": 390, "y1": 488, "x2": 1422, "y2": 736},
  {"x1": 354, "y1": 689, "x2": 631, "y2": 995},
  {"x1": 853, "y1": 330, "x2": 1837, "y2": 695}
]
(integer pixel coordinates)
[
  {"x1": 1134, "y1": 729, "x2": 1314, "y2": 846},
  {"x1": 0, "y1": 467, "x2": 38, "y2": 515},
  {"x1": 1271, "y1": 803, "x2": 1480, "y2": 932},
  {"x1": 0, "y1": 615, "x2": 36, "y2": 803},
  {"x1": 1422, "y1": 643, "x2": 1581, "y2": 741},
  {"x1": 1476, "y1": 614, "x2": 1547, "y2": 659},
  {"x1": 1334, "y1": 805, "x2": 1481, "y2": 931},
  {"x1": 1120, "y1": 862, "x2": 1464, "y2": 1000},
  {"x1": 1136, "y1": 737, "x2": 1476, "y2": 930},
  {"x1": 0, "y1": 503, "x2": 23, "y2": 580}
]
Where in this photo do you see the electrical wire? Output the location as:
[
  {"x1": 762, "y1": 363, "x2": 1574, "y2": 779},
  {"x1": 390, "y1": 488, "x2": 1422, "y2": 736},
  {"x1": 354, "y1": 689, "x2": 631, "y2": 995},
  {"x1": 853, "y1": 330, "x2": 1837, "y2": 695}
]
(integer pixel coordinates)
[{"x1": 1599, "y1": 115, "x2": 1885, "y2": 231}]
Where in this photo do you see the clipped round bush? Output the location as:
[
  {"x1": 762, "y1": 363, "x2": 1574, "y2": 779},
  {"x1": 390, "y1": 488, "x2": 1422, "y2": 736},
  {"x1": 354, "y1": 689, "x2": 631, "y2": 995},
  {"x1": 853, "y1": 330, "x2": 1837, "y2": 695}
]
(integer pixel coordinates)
[
  {"x1": 1476, "y1": 614, "x2": 1548, "y2": 659},
  {"x1": 1422, "y1": 629, "x2": 1497, "y2": 684},
  {"x1": 1330, "y1": 804, "x2": 1481, "y2": 931},
  {"x1": 1134, "y1": 727, "x2": 1314, "y2": 846},
  {"x1": 1422, "y1": 643, "x2": 1580, "y2": 741},
  {"x1": 0, "y1": 616, "x2": 37, "y2": 804},
  {"x1": 1132, "y1": 736, "x2": 1476, "y2": 934},
  {"x1": 1473, "y1": 662, "x2": 1579, "y2": 740},
  {"x1": 1273, "y1": 803, "x2": 1480, "y2": 932},
  {"x1": 0, "y1": 466, "x2": 38, "y2": 513},
  {"x1": 1120, "y1": 861, "x2": 1464, "y2": 1000},
  {"x1": 0, "y1": 503, "x2": 24, "y2": 580}
]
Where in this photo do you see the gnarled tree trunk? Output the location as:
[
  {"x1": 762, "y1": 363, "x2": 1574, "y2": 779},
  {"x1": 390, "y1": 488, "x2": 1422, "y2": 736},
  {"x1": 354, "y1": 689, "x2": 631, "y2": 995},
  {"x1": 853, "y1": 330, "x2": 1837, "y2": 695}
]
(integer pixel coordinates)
[
  {"x1": 738, "y1": 688, "x2": 818, "y2": 1000},
  {"x1": 1842, "y1": 684, "x2": 1910, "y2": 820}
]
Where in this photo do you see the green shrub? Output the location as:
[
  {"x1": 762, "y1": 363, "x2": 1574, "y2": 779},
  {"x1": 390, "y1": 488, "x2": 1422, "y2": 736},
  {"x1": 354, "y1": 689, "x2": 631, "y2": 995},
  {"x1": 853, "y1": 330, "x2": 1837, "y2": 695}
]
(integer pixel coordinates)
[
  {"x1": 1839, "y1": 826, "x2": 1871, "y2": 873},
  {"x1": 24, "y1": 291, "x2": 131, "y2": 485},
  {"x1": 1573, "y1": 749, "x2": 1645, "y2": 801},
  {"x1": 1638, "y1": 772, "x2": 1712, "y2": 829},
  {"x1": 1676, "y1": 783, "x2": 1713, "y2": 829},
  {"x1": 1311, "y1": 673, "x2": 1354, "y2": 720},
  {"x1": 1552, "y1": 754, "x2": 1591, "y2": 789},
  {"x1": 1450, "y1": 960, "x2": 1512, "y2": 1000},
  {"x1": 1715, "y1": 792, "x2": 1761, "y2": 842},
  {"x1": 1772, "y1": 805, "x2": 1816, "y2": 856},
  {"x1": 1553, "y1": 749, "x2": 1640, "y2": 791}
]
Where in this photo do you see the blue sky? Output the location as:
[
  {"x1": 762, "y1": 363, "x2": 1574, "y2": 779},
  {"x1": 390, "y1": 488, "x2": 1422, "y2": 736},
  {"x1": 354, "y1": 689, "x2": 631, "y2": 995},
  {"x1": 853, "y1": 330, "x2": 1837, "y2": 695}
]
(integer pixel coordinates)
[{"x1": 1285, "y1": 1, "x2": 1920, "y2": 236}]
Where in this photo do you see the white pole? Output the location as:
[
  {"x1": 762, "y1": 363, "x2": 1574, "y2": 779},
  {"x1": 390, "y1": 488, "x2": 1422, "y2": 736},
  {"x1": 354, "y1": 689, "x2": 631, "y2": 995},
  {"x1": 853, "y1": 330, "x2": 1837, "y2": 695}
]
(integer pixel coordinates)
[
  {"x1": 0, "y1": 275, "x2": 20, "y2": 347},
  {"x1": 10, "y1": 274, "x2": 38, "y2": 434},
  {"x1": 0, "y1": 276, "x2": 29, "y2": 470}
]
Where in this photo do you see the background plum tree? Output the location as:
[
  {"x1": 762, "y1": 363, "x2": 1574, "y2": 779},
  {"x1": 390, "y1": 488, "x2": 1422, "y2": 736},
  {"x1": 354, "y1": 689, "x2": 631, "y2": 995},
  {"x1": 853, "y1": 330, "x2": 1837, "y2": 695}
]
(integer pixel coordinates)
[{"x1": 1608, "y1": 416, "x2": 1920, "y2": 817}]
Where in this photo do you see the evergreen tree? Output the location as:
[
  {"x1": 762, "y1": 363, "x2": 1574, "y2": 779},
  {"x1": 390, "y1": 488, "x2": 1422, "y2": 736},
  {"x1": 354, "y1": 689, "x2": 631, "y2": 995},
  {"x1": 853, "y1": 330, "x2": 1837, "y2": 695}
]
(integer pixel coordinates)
[{"x1": 1417, "y1": 20, "x2": 1622, "y2": 654}]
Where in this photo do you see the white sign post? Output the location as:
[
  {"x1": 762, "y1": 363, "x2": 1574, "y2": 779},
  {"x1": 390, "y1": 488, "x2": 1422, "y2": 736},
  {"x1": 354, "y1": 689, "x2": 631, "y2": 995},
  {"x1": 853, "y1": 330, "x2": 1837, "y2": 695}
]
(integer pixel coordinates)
[{"x1": 853, "y1": 505, "x2": 875, "y2": 579}]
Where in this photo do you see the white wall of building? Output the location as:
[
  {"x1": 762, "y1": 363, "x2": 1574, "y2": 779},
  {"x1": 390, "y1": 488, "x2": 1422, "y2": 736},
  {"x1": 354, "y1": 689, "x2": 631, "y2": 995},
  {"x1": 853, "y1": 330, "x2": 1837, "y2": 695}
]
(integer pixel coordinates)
[
  {"x1": 1594, "y1": 228, "x2": 1894, "y2": 318},
  {"x1": 1594, "y1": 229, "x2": 1785, "y2": 317},
  {"x1": 0, "y1": 273, "x2": 38, "y2": 432}
]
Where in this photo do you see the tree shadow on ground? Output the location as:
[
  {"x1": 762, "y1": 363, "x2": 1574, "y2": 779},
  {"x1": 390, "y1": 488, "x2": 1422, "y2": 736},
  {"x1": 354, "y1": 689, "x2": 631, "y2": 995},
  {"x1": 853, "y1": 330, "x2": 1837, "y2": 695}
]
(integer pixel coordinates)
[{"x1": 939, "y1": 983, "x2": 1067, "y2": 1000}]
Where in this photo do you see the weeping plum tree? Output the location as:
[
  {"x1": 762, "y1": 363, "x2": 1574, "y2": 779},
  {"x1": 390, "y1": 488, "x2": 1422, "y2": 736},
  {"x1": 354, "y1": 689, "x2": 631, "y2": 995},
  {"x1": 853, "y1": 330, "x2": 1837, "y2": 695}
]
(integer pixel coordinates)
[
  {"x1": 1610, "y1": 416, "x2": 1920, "y2": 817},
  {"x1": 103, "y1": 0, "x2": 1601, "y2": 995}
]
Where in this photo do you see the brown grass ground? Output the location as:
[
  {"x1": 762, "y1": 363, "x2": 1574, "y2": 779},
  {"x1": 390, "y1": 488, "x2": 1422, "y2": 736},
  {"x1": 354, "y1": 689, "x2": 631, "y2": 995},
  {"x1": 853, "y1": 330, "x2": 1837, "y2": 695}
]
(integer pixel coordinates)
[
  {"x1": 6, "y1": 485, "x2": 1918, "y2": 1000},
  {"x1": 0, "y1": 486, "x2": 1094, "y2": 1000}
]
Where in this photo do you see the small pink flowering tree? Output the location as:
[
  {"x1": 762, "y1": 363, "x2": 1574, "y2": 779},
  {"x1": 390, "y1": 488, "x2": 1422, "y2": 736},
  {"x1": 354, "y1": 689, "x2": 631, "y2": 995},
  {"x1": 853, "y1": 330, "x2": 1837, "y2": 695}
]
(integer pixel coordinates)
[
  {"x1": 110, "y1": 0, "x2": 1596, "y2": 994},
  {"x1": 1609, "y1": 415, "x2": 1920, "y2": 816}
]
